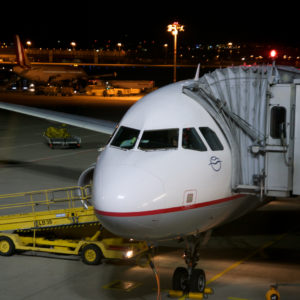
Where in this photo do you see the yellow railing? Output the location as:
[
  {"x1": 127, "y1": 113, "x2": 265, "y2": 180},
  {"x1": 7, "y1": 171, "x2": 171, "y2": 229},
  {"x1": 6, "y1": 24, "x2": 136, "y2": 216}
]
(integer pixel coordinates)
[{"x1": 0, "y1": 185, "x2": 92, "y2": 213}]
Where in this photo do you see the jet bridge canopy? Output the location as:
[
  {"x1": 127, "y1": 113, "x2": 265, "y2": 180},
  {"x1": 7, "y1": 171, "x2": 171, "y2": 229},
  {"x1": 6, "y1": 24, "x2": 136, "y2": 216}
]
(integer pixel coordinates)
[{"x1": 183, "y1": 65, "x2": 300, "y2": 197}]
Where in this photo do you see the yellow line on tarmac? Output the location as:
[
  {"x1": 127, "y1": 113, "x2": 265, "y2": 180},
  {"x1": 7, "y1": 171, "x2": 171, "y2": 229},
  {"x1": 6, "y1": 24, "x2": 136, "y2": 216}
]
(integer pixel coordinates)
[{"x1": 206, "y1": 232, "x2": 288, "y2": 285}]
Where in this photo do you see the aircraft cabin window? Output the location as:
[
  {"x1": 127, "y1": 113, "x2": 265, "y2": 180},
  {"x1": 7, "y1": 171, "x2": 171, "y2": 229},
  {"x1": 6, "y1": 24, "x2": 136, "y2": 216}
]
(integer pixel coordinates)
[
  {"x1": 182, "y1": 128, "x2": 207, "y2": 151},
  {"x1": 199, "y1": 127, "x2": 224, "y2": 151},
  {"x1": 110, "y1": 126, "x2": 140, "y2": 150},
  {"x1": 139, "y1": 129, "x2": 179, "y2": 150},
  {"x1": 270, "y1": 106, "x2": 286, "y2": 139}
]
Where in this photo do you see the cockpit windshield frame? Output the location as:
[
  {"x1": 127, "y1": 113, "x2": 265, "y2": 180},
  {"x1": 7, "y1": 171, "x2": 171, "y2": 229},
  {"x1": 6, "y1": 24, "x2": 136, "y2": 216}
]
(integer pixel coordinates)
[
  {"x1": 199, "y1": 127, "x2": 224, "y2": 151},
  {"x1": 138, "y1": 128, "x2": 179, "y2": 151},
  {"x1": 182, "y1": 128, "x2": 207, "y2": 151},
  {"x1": 110, "y1": 126, "x2": 140, "y2": 150}
]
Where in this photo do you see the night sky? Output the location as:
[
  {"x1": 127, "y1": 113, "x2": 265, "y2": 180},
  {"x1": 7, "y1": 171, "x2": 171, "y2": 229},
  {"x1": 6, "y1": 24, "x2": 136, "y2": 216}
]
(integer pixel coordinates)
[{"x1": 1, "y1": 1, "x2": 300, "y2": 48}]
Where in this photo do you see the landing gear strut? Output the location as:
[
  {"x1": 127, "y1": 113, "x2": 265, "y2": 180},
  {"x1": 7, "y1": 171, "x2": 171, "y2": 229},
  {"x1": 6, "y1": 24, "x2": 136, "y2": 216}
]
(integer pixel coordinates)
[{"x1": 172, "y1": 234, "x2": 206, "y2": 293}]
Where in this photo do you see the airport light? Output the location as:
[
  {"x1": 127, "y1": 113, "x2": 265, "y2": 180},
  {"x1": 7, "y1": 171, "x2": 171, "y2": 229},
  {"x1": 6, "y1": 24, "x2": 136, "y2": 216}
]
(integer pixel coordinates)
[
  {"x1": 270, "y1": 49, "x2": 278, "y2": 59},
  {"x1": 70, "y1": 41, "x2": 76, "y2": 50},
  {"x1": 167, "y1": 22, "x2": 184, "y2": 82},
  {"x1": 117, "y1": 43, "x2": 122, "y2": 56},
  {"x1": 164, "y1": 43, "x2": 168, "y2": 62},
  {"x1": 26, "y1": 41, "x2": 32, "y2": 49}
]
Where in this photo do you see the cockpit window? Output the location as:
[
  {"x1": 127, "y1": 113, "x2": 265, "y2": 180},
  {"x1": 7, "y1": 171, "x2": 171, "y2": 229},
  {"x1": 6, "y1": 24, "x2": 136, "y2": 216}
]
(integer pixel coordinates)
[
  {"x1": 182, "y1": 128, "x2": 207, "y2": 151},
  {"x1": 110, "y1": 126, "x2": 140, "y2": 150},
  {"x1": 199, "y1": 127, "x2": 224, "y2": 151},
  {"x1": 139, "y1": 129, "x2": 178, "y2": 150}
]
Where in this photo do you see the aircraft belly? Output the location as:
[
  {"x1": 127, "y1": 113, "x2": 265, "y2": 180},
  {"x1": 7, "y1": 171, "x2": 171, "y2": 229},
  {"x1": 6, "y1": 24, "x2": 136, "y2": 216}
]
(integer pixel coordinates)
[{"x1": 96, "y1": 194, "x2": 260, "y2": 240}]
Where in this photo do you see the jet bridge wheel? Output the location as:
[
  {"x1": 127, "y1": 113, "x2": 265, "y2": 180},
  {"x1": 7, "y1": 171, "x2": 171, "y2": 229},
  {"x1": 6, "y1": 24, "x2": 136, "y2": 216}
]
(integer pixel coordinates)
[
  {"x1": 0, "y1": 237, "x2": 15, "y2": 256},
  {"x1": 81, "y1": 244, "x2": 103, "y2": 265}
]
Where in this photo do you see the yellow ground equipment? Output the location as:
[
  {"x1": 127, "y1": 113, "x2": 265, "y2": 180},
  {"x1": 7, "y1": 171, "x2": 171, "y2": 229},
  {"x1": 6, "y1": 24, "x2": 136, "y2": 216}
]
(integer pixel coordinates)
[
  {"x1": 0, "y1": 186, "x2": 148, "y2": 265},
  {"x1": 168, "y1": 287, "x2": 214, "y2": 299},
  {"x1": 43, "y1": 125, "x2": 81, "y2": 148}
]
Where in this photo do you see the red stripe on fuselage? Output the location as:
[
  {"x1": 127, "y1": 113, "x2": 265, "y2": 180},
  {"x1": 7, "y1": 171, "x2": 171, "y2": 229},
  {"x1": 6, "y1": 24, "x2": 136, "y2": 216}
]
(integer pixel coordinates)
[{"x1": 95, "y1": 194, "x2": 244, "y2": 217}]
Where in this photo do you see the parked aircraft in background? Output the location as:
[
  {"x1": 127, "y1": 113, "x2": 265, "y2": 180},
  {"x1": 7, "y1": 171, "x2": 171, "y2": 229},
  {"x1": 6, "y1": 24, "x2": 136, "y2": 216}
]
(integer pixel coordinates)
[{"x1": 13, "y1": 35, "x2": 88, "y2": 84}]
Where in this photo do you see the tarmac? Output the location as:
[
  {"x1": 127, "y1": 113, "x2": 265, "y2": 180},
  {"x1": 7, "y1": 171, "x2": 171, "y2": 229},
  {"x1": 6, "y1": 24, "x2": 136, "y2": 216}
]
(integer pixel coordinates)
[{"x1": 0, "y1": 93, "x2": 300, "y2": 300}]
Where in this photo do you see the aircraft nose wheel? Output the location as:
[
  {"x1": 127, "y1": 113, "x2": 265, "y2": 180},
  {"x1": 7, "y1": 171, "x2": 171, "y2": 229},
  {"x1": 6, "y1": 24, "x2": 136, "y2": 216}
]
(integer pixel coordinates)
[
  {"x1": 172, "y1": 234, "x2": 207, "y2": 293},
  {"x1": 172, "y1": 267, "x2": 206, "y2": 293},
  {"x1": 190, "y1": 268, "x2": 206, "y2": 292},
  {"x1": 172, "y1": 267, "x2": 189, "y2": 291}
]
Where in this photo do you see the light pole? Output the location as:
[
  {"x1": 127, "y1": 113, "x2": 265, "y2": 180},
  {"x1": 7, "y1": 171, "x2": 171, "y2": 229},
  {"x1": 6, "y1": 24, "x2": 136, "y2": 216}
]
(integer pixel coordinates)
[
  {"x1": 167, "y1": 22, "x2": 184, "y2": 82},
  {"x1": 117, "y1": 42, "x2": 122, "y2": 56}
]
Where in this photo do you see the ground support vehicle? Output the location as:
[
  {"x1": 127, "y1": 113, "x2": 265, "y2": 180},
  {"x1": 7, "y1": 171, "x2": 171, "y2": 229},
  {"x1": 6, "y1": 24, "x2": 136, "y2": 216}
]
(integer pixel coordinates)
[
  {"x1": 35, "y1": 85, "x2": 74, "y2": 96},
  {"x1": 60, "y1": 86, "x2": 74, "y2": 96},
  {"x1": 85, "y1": 85, "x2": 141, "y2": 97},
  {"x1": 35, "y1": 85, "x2": 58, "y2": 96},
  {"x1": 103, "y1": 87, "x2": 141, "y2": 97},
  {"x1": 86, "y1": 79, "x2": 155, "y2": 93},
  {"x1": 110, "y1": 80, "x2": 155, "y2": 92},
  {"x1": 43, "y1": 126, "x2": 81, "y2": 148},
  {"x1": 0, "y1": 186, "x2": 148, "y2": 265}
]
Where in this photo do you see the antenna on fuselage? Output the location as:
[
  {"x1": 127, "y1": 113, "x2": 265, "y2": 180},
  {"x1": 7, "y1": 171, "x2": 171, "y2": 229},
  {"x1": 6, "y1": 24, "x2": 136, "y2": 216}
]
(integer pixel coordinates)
[{"x1": 194, "y1": 63, "x2": 200, "y2": 81}]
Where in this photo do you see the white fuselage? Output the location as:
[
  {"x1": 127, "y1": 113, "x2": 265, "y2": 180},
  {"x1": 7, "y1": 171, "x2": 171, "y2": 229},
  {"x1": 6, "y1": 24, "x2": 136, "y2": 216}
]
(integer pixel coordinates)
[
  {"x1": 93, "y1": 80, "x2": 261, "y2": 240},
  {"x1": 13, "y1": 65, "x2": 87, "y2": 83}
]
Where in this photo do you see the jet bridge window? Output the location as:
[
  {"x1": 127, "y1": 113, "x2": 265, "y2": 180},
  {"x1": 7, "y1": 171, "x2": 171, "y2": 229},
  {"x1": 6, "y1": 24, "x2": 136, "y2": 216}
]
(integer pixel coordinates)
[
  {"x1": 199, "y1": 127, "x2": 224, "y2": 151},
  {"x1": 182, "y1": 128, "x2": 207, "y2": 151},
  {"x1": 270, "y1": 106, "x2": 286, "y2": 139},
  {"x1": 110, "y1": 126, "x2": 140, "y2": 150},
  {"x1": 139, "y1": 129, "x2": 179, "y2": 150}
]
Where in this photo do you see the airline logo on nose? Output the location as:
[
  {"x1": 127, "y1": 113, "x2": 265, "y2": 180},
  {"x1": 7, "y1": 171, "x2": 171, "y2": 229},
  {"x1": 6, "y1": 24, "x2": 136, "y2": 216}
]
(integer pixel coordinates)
[{"x1": 209, "y1": 156, "x2": 222, "y2": 172}]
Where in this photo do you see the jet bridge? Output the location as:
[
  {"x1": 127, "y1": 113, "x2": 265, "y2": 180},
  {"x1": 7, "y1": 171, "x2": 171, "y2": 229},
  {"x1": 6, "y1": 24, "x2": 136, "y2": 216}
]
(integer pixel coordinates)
[{"x1": 183, "y1": 65, "x2": 300, "y2": 198}]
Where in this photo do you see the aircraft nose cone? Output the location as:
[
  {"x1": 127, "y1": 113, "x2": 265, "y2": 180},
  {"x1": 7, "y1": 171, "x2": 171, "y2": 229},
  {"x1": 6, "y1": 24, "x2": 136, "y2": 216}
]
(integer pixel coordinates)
[{"x1": 93, "y1": 163, "x2": 166, "y2": 239}]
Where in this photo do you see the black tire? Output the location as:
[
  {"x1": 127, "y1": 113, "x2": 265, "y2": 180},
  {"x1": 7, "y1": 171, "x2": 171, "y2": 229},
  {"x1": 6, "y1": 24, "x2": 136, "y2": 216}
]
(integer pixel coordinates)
[
  {"x1": 190, "y1": 269, "x2": 206, "y2": 293},
  {"x1": 0, "y1": 237, "x2": 15, "y2": 256},
  {"x1": 81, "y1": 244, "x2": 103, "y2": 265},
  {"x1": 172, "y1": 267, "x2": 188, "y2": 291}
]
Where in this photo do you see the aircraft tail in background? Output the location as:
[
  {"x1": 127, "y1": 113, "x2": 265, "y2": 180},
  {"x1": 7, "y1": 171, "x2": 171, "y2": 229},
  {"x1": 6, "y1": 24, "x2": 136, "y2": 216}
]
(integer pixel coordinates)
[{"x1": 15, "y1": 35, "x2": 31, "y2": 68}]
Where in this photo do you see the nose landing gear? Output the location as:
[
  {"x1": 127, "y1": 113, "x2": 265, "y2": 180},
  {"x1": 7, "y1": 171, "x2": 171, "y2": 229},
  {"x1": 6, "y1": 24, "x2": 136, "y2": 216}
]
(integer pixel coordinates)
[{"x1": 172, "y1": 235, "x2": 207, "y2": 295}]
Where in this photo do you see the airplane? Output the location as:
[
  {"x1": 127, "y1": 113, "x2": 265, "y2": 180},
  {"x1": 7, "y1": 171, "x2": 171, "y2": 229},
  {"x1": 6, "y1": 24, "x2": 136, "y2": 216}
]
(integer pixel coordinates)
[
  {"x1": 0, "y1": 63, "x2": 300, "y2": 294},
  {"x1": 13, "y1": 35, "x2": 89, "y2": 84}
]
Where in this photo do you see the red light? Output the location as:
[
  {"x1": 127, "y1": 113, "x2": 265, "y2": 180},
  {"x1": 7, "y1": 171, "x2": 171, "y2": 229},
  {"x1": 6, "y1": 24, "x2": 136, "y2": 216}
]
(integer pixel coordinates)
[{"x1": 270, "y1": 49, "x2": 277, "y2": 58}]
